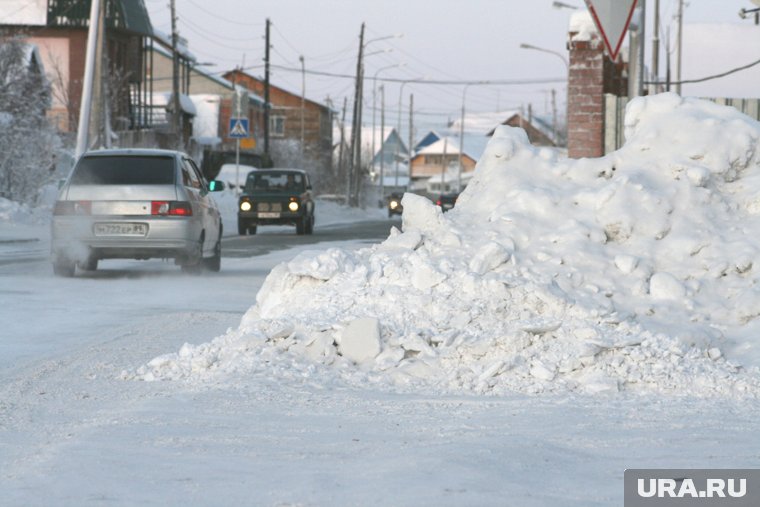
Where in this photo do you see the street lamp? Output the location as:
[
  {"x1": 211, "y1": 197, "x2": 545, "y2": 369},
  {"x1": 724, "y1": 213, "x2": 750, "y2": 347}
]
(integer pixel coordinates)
[
  {"x1": 552, "y1": 1, "x2": 578, "y2": 9},
  {"x1": 349, "y1": 32, "x2": 403, "y2": 206},
  {"x1": 372, "y1": 63, "x2": 404, "y2": 194},
  {"x1": 365, "y1": 33, "x2": 404, "y2": 47},
  {"x1": 519, "y1": 43, "x2": 569, "y2": 70},
  {"x1": 739, "y1": 5, "x2": 760, "y2": 24},
  {"x1": 457, "y1": 83, "x2": 476, "y2": 193},
  {"x1": 396, "y1": 78, "x2": 424, "y2": 189}
]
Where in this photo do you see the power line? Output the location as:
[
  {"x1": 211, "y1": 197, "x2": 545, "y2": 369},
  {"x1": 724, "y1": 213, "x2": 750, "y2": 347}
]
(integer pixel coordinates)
[
  {"x1": 646, "y1": 56, "x2": 760, "y2": 85},
  {"x1": 185, "y1": 0, "x2": 264, "y2": 28},
  {"x1": 265, "y1": 64, "x2": 566, "y2": 86}
]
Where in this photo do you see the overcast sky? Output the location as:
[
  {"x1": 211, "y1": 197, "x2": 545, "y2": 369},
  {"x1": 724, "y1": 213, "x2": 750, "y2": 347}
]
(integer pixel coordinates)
[{"x1": 144, "y1": 0, "x2": 760, "y2": 130}]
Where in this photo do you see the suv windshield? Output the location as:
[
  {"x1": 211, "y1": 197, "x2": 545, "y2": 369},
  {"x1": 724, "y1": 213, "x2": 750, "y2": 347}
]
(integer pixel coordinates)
[
  {"x1": 70, "y1": 156, "x2": 175, "y2": 185},
  {"x1": 244, "y1": 172, "x2": 304, "y2": 193}
]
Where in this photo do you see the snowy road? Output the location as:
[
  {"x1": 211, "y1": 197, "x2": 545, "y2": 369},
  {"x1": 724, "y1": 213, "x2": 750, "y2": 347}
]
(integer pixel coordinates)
[{"x1": 0, "y1": 223, "x2": 759, "y2": 506}]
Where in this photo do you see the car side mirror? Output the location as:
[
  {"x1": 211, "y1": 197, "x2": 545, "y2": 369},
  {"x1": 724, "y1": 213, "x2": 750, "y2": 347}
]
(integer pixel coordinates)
[{"x1": 208, "y1": 180, "x2": 225, "y2": 192}]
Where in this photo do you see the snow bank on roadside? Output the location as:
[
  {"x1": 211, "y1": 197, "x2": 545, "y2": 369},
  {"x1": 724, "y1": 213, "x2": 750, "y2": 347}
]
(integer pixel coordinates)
[{"x1": 133, "y1": 93, "x2": 760, "y2": 397}]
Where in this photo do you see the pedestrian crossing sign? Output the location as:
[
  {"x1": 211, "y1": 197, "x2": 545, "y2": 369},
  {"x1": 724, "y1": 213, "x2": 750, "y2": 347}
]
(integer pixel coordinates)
[{"x1": 229, "y1": 118, "x2": 250, "y2": 138}]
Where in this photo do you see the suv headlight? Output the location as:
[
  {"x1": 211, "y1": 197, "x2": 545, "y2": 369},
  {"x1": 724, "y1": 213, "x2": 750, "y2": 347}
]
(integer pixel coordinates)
[
  {"x1": 240, "y1": 201, "x2": 252, "y2": 212},
  {"x1": 288, "y1": 201, "x2": 299, "y2": 212}
]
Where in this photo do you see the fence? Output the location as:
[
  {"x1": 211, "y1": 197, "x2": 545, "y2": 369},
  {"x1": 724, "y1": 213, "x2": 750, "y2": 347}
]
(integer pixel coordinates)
[{"x1": 603, "y1": 95, "x2": 760, "y2": 154}]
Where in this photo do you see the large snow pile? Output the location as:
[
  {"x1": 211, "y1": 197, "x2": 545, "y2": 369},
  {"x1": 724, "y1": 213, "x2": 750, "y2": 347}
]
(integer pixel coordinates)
[{"x1": 133, "y1": 94, "x2": 760, "y2": 397}]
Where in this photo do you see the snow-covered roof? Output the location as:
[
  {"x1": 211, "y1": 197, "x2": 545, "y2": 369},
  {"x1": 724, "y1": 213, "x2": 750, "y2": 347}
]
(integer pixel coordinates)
[
  {"x1": 151, "y1": 45, "x2": 265, "y2": 106},
  {"x1": 152, "y1": 29, "x2": 194, "y2": 61},
  {"x1": 158, "y1": 93, "x2": 197, "y2": 116},
  {"x1": 449, "y1": 110, "x2": 520, "y2": 134},
  {"x1": 415, "y1": 137, "x2": 476, "y2": 160},
  {"x1": 361, "y1": 126, "x2": 395, "y2": 154}
]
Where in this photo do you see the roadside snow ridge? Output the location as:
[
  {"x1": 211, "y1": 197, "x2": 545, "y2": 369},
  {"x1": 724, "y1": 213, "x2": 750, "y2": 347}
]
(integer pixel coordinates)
[{"x1": 131, "y1": 94, "x2": 760, "y2": 397}]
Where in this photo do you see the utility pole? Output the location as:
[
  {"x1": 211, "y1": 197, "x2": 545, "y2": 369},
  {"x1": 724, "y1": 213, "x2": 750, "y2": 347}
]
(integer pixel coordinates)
[
  {"x1": 75, "y1": 0, "x2": 101, "y2": 158},
  {"x1": 91, "y1": 0, "x2": 105, "y2": 149},
  {"x1": 638, "y1": 0, "x2": 646, "y2": 97},
  {"x1": 379, "y1": 84, "x2": 385, "y2": 199},
  {"x1": 408, "y1": 92, "x2": 413, "y2": 194},
  {"x1": 170, "y1": 0, "x2": 182, "y2": 148},
  {"x1": 299, "y1": 55, "x2": 305, "y2": 164},
  {"x1": 675, "y1": 0, "x2": 683, "y2": 95},
  {"x1": 339, "y1": 96, "x2": 347, "y2": 201},
  {"x1": 264, "y1": 18, "x2": 271, "y2": 163},
  {"x1": 349, "y1": 22, "x2": 365, "y2": 207},
  {"x1": 440, "y1": 137, "x2": 448, "y2": 193},
  {"x1": 551, "y1": 88, "x2": 557, "y2": 145},
  {"x1": 652, "y1": 0, "x2": 660, "y2": 94}
]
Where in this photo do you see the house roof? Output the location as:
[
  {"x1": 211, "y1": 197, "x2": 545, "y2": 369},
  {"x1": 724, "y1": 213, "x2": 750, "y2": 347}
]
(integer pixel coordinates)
[{"x1": 414, "y1": 137, "x2": 475, "y2": 160}]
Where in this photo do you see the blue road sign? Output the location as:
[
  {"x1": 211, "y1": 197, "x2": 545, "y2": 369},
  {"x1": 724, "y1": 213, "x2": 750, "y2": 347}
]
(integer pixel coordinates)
[{"x1": 229, "y1": 118, "x2": 250, "y2": 138}]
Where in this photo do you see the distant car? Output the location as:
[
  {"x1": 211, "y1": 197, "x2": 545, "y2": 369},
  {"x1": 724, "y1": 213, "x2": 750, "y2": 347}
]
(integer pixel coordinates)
[
  {"x1": 51, "y1": 149, "x2": 225, "y2": 277},
  {"x1": 387, "y1": 192, "x2": 403, "y2": 217},
  {"x1": 237, "y1": 169, "x2": 315, "y2": 235},
  {"x1": 216, "y1": 163, "x2": 257, "y2": 191},
  {"x1": 436, "y1": 192, "x2": 459, "y2": 212}
]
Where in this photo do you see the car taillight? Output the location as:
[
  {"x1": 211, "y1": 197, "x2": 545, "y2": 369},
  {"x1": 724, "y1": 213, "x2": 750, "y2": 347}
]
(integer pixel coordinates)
[
  {"x1": 53, "y1": 200, "x2": 91, "y2": 215},
  {"x1": 151, "y1": 201, "x2": 193, "y2": 216},
  {"x1": 436, "y1": 199, "x2": 442, "y2": 206}
]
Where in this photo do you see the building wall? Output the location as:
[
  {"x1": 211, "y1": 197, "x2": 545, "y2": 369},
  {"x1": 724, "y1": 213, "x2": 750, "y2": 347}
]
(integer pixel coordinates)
[
  {"x1": 223, "y1": 70, "x2": 333, "y2": 157},
  {"x1": 411, "y1": 154, "x2": 476, "y2": 178},
  {"x1": 25, "y1": 34, "x2": 70, "y2": 130},
  {"x1": 148, "y1": 49, "x2": 265, "y2": 151},
  {"x1": 7, "y1": 27, "x2": 86, "y2": 132},
  {"x1": 503, "y1": 115, "x2": 555, "y2": 147}
]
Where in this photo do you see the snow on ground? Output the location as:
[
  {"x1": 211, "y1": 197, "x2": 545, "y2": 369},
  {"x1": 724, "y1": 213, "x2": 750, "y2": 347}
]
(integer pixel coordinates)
[{"x1": 135, "y1": 93, "x2": 760, "y2": 398}]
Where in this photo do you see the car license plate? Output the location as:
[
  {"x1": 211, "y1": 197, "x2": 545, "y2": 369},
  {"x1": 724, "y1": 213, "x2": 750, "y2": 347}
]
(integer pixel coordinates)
[
  {"x1": 258, "y1": 212, "x2": 280, "y2": 218},
  {"x1": 93, "y1": 222, "x2": 148, "y2": 236}
]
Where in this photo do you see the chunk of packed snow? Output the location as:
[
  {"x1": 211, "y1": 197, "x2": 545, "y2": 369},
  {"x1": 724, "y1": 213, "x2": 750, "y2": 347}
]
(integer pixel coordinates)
[
  {"x1": 338, "y1": 317, "x2": 382, "y2": 364},
  {"x1": 133, "y1": 94, "x2": 760, "y2": 398}
]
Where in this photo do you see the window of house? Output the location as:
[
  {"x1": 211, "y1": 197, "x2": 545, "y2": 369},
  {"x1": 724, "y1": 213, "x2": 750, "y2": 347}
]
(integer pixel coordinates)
[{"x1": 270, "y1": 116, "x2": 285, "y2": 137}]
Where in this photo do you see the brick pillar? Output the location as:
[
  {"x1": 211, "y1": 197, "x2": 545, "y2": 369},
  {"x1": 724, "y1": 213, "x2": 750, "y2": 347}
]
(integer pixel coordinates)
[
  {"x1": 567, "y1": 36, "x2": 606, "y2": 159},
  {"x1": 567, "y1": 28, "x2": 627, "y2": 159}
]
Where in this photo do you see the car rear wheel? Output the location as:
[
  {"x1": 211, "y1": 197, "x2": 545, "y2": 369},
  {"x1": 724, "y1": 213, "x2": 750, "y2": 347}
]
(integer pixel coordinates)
[
  {"x1": 296, "y1": 216, "x2": 306, "y2": 235},
  {"x1": 53, "y1": 256, "x2": 76, "y2": 277},
  {"x1": 180, "y1": 235, "x2": 204, "y2": 274},
  {"x1": 79, "y1": 257, "x2": 98, "y2": 271},
  {"x1": 203, "y1": 235, "x2": 222, "y2": 272},
  {"x1": 305, "y1": 214, "x2": 314, "y2": 235}
]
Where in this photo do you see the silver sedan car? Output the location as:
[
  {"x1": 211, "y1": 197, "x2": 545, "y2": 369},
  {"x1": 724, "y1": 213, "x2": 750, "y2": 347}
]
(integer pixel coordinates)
[{"x1": 51, "y1": 149, "x2": 225, "y2": 277}]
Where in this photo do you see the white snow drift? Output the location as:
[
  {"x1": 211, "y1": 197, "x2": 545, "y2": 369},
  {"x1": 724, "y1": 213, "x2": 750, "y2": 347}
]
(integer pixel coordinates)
[{"x1": 133, "y1": 93, "x2": 760, "y2": 397}]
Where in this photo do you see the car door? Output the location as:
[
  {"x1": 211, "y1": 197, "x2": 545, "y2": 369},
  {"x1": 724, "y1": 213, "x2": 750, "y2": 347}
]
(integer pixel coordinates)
[{"x1": 185, "y1": 157, "x2": 220, "y2": 251}]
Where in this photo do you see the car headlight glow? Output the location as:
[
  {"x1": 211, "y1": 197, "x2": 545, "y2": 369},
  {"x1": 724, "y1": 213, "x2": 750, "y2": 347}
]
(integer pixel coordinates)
[
  {"x1": 288, "y1": 201, "x2": 299, "y2": 212},
  {"x1": 389, "y1": 200, "x2": 399, "y2": 209},
  {"x1": 240, "y1": 201, "x2": 252, "y2": 212}
]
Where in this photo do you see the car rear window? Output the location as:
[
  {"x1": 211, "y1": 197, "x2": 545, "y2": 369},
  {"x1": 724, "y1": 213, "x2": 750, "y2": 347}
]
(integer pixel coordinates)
[
  {"x1": 70, "y1": 156, "x2": 176, "y2": 185},
  {"x1": 244, "y1": 172, "x2": 304, "y2": 193}
]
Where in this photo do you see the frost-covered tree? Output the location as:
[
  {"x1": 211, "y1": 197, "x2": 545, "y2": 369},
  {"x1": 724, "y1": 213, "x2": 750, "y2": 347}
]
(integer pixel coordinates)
[{"x1": 0, "y1": 35, "x2": 60, "y2": 203}]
